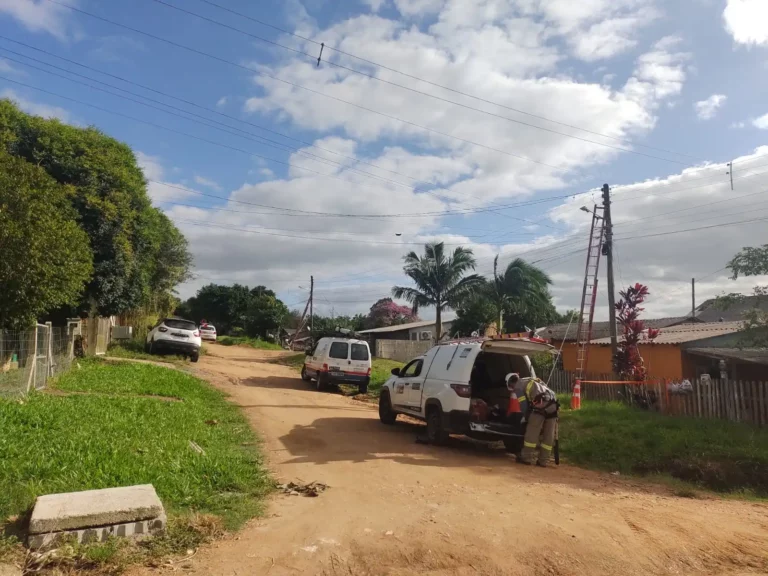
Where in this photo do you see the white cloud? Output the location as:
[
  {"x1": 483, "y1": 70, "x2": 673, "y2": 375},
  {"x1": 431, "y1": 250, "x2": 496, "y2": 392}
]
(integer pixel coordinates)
[
  {"x1": 393, "y1": 0, "x2": 444, "y2": 17},
  {"x1": 193, "y1": 175, "x2": 222, "y2": 191},
  {"x1": 730, "y1": 121, "x2": 746, "y2": 129},
  {"x1": 0, "y1": 0, "x2": 77, "y2": 40},
  {"x1": 216, "y1": 96, "x2": 228, "y2": 107},
  {"x1": 546, "y1": 146, "x2": 768, "y2": 318},
  {"x1": 694, "y1": 94, "x2": 727, "y2": 120},
  {"x1": 723, "y1": 0, "x2": 768, "y2": 46},
  {"x1": 1, "y1": 89, "x2": 70, "y2": 122},
  {"x1": 137, "y1": 152, "x2": 200, "y2": 202},
  {"x1": 170, "y1": 3, "x2": 721, "y2": 318},
  {"x1": 753, "y1": 113, "x2": 768, "y2": 129}
]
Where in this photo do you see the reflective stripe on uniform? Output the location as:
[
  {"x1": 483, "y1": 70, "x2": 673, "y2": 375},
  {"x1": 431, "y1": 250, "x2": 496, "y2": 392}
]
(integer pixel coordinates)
[
  {"x1": 524, "y1": 441, "x2": 537, "y2": 449},
  {"x1": 518, "y1": 395, "x2": 527, "y2": 402},
  {"x1": 526, "y1": 381, "x2": 534, "y2": 398},
  {"x1": 541, "y1": 444, "x2": 553, "y2": 451}
]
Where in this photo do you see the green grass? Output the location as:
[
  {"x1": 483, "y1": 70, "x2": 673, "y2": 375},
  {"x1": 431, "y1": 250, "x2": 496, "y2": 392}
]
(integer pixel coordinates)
[
  {"x1": 368, "y1": 358, "x2": 404, "y2": 396},
  {"x1": 217, "y1": 336, "x2": 283, "y2": 350},
  {"x1": 0, "y1": 359, "x2": 271, "y2": 533},
  {"x1": 107, "y1": 339, "x2": 206, "y2": 364},
  {"x1": 559, "y1": 401, "x2": 768, "y2": 496},
  {"x1": 276, "y1": 354, "x2": 403, "y2": 397}
]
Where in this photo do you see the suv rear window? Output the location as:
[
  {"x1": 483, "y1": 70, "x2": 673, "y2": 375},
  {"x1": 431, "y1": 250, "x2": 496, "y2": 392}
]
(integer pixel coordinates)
[
  {"x1": 164, "y1": 319, "x2": 197, "y2": 331},
  {"x1": 351, "y1": 343, "x2": 369, "y2": 361},
  {"x1": 328, "y1": 342, "x2": 349, "y2": 359}
]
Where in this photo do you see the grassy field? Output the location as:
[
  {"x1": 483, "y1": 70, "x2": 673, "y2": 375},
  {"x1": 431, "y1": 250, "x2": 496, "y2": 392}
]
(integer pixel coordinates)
[
  {"x1": 277, "y1": 353, "x2": 403, "y2": 397},
  {"x1": 107, "y1": 339, "x2": 206, "y2": 364},
  {"x1": 0, "y1": 359, "x2": 270, "y2": 570},
  {"x1": 217, "y1": 335, "x2": 283, "y2": 350},
  {"x1": 560, "y1": 400, "x2": 768, "y2": 496}
]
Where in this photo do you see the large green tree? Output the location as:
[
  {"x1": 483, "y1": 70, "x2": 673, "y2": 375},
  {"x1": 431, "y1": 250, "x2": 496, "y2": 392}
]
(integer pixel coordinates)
[
  {"x1": 494, "y1": 256, "x2": 559, "y2": 332},
  {"x1": 0, "y1": 150, "x2": 93, "y2": 328},
  {"x1": 0, "y1": 99, "x2": 190, "y2": 317},
  {"x1": 452, "y1": 256, "x2": 560, "y2": 336},
  {"x1": 716, "y1": 245, "x2": 768, "y2": 344},
  {"x1": 393, "y1": 242, "x2": 483, "y2": 341}
]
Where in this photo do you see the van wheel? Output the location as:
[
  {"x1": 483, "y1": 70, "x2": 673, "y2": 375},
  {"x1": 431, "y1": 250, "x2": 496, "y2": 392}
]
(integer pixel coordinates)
[
  {"x1": 358, "y1": 379, "x2": 369, "y2": 395},
  {"x1": 426, "y1": 406, "x2": 448, "y2": 445},
  {"x1": 316, "y1": 374, "x2": 328, "y2": 392},
  {"x1": 379, "y1": 392, "x2": 397, "y2": 425},
  {"x1": 503, "y1": 437, "x2": 523, "y2": 454},
  {"x1": 301, "y1": 366, "x2": 310, "y2": 382}
]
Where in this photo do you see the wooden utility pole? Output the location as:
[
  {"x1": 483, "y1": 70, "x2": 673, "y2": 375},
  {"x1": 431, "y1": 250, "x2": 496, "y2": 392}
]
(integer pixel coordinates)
[
  {"x1": 602, "y1": 184, "x2": 618, "y2": 358},
  {"x1": 691, "y1": 278, "x2": 696, "y2": 319},
  {"x1": 309, "y1": 275, "x2": 314, "y2": 335}
]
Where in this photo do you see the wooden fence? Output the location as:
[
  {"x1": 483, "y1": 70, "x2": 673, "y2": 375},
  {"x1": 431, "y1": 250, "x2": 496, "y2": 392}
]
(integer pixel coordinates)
[{"x1": 547, "y1": 369, "x2": 768, "y2": 428}]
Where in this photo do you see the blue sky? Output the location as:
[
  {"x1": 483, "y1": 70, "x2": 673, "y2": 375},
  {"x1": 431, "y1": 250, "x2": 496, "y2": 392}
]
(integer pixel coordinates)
[{"x1": 2, "y1": 0, "x2": 768, "y2": 320}]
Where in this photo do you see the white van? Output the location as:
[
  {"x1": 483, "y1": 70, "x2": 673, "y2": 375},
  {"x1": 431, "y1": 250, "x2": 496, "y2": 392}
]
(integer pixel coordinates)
[
  {"x1": 378, "y1": 336, "x2": 554, "y2": 450},
  {"x1": 301, "y1": 337, "x2": 372, "y2": 393}
]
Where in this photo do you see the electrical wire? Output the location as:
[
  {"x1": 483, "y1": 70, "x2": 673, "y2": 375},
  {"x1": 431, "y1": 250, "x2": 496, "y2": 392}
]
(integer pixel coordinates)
[
  {"x1": 144, "y1": 0, "x2": 692, "y2": 166},
  {"x1": 39, "y1": 0, "x2": 573, "y2": 172},
  {"x1": 0, "y1": 42, "x2": 567, "y2": 225},
  {"x1": 193, "y1": 0, "x2": 698, "y2": 161}
]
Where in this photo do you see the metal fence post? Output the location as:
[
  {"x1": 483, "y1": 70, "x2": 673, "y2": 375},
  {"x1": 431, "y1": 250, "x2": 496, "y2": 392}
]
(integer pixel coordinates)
[
  {"x1": 45, "y1": 321, "x2": 53, "y2": 378},
  {"x1": 25, "y1": 324, "x2": 38, "y2": 393}
]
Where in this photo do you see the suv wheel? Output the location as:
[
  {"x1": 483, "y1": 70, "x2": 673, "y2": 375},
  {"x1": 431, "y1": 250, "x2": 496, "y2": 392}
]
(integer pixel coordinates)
[
  {"x1": 190, "y1": 352, "x2": 199, "y2": 363},
  {"x1": 301, "y1": 366, "x2": 311, "y2": 382},
  {"x1": 378, "y1": 392, "x2": 397, "y2": 425},
  {"x1": 426, "y1": 406, "x2": 448, "y2": 445}
]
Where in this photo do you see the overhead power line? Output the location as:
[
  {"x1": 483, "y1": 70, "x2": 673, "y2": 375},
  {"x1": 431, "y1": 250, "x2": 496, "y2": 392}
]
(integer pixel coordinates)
[
  {"x1": 0, "y1": 38, "x2": 562, "y2": 224},
  {"x1": 149, "y1": 180, "x2": 572, "y2": 219},
  {"x1": 193, "y1": 0, "x2": 697, "y2": 161},
  {"x1": 146, "y1": 0, "x2": 692, "y2": 167},
  {"x1": 40, "y1": 0, "x2": 571, "y2": 172}
]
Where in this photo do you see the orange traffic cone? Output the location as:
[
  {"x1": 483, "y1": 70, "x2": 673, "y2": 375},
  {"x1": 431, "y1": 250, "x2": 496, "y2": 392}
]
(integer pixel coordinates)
[
  {"x1": 571, "y1": 379, "x2": 581, "y2": 410},
  {"x1": 507, "y1": 390, "x2": 521, "y2": 415}
]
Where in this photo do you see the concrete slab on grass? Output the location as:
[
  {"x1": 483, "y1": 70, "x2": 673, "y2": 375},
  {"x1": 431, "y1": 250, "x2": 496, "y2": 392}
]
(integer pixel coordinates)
[
  {"x1": 29, "y1": 485, "x2": 164, "y2": 535},
  {"x1": 28, "y1": 513, "x2": 167, "y2": 550}
]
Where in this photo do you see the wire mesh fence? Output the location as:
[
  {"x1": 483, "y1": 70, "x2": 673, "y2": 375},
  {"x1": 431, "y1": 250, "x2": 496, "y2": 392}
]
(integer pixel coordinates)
[{"x1": 0, "y1": 321, "x2": 81, "y2": 398}]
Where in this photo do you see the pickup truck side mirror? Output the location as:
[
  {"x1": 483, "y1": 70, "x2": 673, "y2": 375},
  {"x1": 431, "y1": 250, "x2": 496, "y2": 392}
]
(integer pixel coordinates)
[{"x1": 391, "y1": 367, "x2": 400, "y2": 376}]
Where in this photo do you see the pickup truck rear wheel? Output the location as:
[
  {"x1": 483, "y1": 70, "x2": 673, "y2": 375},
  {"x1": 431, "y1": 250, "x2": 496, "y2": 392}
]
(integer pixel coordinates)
[
  {"x1": 426, "y1": 406, "x2": 449, "y2": 445},
  {"x1": 378, "y1": 391, "x2": 397, "y2": 425}
]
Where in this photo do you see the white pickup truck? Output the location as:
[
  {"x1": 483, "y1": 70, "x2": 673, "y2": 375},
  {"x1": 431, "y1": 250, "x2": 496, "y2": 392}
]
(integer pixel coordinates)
[{"x1": 378, "y1": 336, "x2": 555, "y2": 450}]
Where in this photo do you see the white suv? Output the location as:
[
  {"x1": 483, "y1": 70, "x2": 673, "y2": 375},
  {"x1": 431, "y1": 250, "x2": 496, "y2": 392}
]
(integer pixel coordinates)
[
  {"x1": 199, "y1": 324, "x2": 217, "y2": 342},
  {"x1": 378, "y1": 337, "x2": 553, "y2": 450},
  {"x1": 146, "y1": 317, "x2": 202, "y2": 362}
]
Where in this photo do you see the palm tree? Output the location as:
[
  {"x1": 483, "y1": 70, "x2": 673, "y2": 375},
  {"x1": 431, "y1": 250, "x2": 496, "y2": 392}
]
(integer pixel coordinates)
[
  {"x1": 487, "y1": 255, "x2": 555, "y2": 333},
  {"x1": 392, "y1": 242, "x2": 484, "y2": 342}
]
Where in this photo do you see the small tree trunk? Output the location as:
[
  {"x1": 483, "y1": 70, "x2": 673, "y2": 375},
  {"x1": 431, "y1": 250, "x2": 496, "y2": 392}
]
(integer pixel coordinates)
[{"x1": 435, "y1": 306, "x2": 442, "y2": 344}]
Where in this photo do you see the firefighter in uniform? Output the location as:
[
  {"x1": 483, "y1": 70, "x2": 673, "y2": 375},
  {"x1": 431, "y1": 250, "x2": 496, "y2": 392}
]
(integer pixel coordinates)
[{"x1": 518, "y1": 378, "x2": 558, "y2": 467}]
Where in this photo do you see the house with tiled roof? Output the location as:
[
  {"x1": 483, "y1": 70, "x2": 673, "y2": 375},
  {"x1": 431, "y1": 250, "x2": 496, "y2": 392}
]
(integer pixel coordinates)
[{"x1": 544, "y1": 319, "x2": 767, "y2": 380}]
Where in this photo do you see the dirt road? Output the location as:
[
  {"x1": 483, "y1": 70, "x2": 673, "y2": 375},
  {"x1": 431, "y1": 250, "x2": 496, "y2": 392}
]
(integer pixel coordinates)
[{"x1": 140, "y1": 344, "x2": 768, "y2": 575}]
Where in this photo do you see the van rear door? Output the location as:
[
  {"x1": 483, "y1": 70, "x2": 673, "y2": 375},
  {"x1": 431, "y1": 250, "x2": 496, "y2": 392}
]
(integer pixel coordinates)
[{"x1": 349, "y1": 342, "x2": 370, "y2": 377}]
